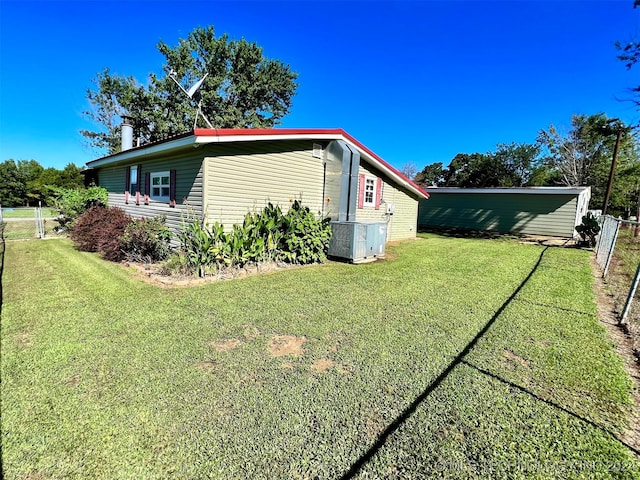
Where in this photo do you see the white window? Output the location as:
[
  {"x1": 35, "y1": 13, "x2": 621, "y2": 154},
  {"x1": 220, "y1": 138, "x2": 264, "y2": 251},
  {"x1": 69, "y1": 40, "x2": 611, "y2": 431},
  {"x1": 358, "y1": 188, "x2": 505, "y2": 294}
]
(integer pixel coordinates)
[
  {"x1": 128, "y1": 166, "x2": 138, "y2": 196},
  {"x1": 364, "y1": 177, "x2": 375, "y2": 206},
  {"x1": 151, "y1": 171, "x2": 170, "y2": 201}
]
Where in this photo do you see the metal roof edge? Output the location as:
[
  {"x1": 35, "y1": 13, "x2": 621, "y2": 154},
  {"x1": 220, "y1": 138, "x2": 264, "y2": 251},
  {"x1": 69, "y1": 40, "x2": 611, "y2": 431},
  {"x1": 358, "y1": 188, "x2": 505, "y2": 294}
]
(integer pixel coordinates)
[
  {"x1": 85, "y1": 128, "x2": 429, "y2": 199},
  {"x1": 425, "y1": 187, "x2": 590, "y2": 195}
]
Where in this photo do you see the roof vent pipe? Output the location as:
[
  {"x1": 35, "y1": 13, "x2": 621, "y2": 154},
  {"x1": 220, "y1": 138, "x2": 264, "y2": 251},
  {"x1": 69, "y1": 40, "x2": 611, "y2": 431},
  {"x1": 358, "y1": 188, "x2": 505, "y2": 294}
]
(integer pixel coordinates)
[{"x1": 121, "y1": 116, "x2": 133, "y2": 151}]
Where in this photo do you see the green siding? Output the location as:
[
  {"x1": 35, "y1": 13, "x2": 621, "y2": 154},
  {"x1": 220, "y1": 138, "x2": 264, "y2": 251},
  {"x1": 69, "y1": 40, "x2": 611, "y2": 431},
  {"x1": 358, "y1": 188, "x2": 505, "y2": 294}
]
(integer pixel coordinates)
[
  {"x1": 418, "y1": 193, "x2": 579, "y2": 237},
  {"x1": 203, "y1": 141, "x2": 326, "y2": 229},
  {"x1": 356, "y1": 164, "x2": 420, "y2": 242},
  {"x1": 97, "y1": 152, "x2": 203, "y2": 236},
  {"x1": 93, "y1": 139, "x2": 422, "y2": 245}
]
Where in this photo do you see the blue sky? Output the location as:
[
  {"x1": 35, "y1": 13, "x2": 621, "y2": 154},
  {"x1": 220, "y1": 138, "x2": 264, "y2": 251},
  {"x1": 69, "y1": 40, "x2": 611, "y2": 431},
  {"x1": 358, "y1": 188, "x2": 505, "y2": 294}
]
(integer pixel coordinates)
[{"x1": 1, "y1": 0, "x2": 638, "y2": 172}]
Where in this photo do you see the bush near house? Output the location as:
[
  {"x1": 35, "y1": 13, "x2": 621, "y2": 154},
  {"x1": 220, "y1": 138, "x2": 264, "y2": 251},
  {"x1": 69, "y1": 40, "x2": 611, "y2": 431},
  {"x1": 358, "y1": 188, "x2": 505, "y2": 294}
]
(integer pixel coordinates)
[
  {"x1": 70, "y1": 206, "x2": 131, "y2": 261},
  {"x1": 120, "y1": 216, "x2": 172, "y2": 263},
  {"x1": 51, "y1": 186, "x2": 108, "y2": 232},
  {"x1": 176, "y1": 200, "x2": 332, "y2": 277},
  {"x1": 67, "y1": 200, "x2": 331, "y2": 275}
]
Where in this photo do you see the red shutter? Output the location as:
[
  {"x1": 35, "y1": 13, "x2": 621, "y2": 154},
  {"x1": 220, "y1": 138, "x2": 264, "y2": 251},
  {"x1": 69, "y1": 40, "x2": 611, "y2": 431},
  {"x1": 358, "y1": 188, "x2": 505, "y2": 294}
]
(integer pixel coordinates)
[
  {"x1": 144, "y1": 172, "x2": 150, "y2": 205},
  {"x1": 374, "y1": 178, "x2": 382, "y2": 210},
  {"x1": 124, "y1": 166, "x2": 131, "y2": 204},
  {"x1": 357, "y1": 174, "x2": 365, "y2": 209},
  {"x1": 135, "y1": 164, "x2": 142, "y2": 205},
  {"x1": 169, "y1": 169, "x2": 177, "y2": 207}
]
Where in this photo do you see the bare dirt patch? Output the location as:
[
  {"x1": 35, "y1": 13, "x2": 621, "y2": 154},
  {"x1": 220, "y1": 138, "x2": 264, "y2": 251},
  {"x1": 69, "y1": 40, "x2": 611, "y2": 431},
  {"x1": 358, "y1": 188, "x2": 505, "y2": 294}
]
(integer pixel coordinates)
[
  {"x1": 65, "y1": 374, "x2": 80, "y2": 388},
  {"x1": 121, "y1": 260, "x2": 312, "y2": 288},
  {"x1": 502, "y1": 349, "x2": 531, "y2": 369},
  {"x1": 195, "y1": 360, "x2": 217, "y2": 373},
  {"x1": 311, "y1": 358, "x2": 336, "y2": 373},
  {"x1": 591, "y1": 256, "x2": 640, "y2": 455},
  {"x1": 13, "y1": 332, "x2": 32, "y2": 348},
  {"x1": 210, "y1": 339, "x2": 242, "y2": 352},
  {"x1": 268, "y1": 335, "x2": 307, "y2": 358}
]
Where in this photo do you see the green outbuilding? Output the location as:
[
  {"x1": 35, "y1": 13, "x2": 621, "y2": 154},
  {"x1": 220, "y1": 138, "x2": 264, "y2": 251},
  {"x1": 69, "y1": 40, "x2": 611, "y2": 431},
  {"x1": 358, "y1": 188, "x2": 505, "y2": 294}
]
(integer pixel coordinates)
[{"x1": 418, "y1": 187, "x2": 592, "y2": 238}]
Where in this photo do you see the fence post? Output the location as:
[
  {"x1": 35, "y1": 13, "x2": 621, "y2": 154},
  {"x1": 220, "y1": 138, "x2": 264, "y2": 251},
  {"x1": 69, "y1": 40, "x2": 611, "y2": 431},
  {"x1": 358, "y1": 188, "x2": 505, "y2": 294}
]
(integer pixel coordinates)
[
  {"x1": 603, "y1": 217, "x2": 620, "y2": 278},
  {"x1": 34, "y1": 202, "x2": 45, "y2": 239},
  {"x1": 621, "y1": 263, "x2": 640, "y2": 325}
]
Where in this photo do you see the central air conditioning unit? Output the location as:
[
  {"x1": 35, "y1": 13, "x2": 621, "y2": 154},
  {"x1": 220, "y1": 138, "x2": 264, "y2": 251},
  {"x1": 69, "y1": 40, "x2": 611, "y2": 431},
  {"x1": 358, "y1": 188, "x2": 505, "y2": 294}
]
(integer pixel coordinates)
[{"x1": 328, "y1": 221, "x2": 387, "y2": 263}]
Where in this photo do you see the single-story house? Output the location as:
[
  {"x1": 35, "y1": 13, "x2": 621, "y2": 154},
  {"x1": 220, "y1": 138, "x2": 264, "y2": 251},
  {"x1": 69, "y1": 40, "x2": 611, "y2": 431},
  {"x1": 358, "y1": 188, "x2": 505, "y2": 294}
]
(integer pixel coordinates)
[
  {"x1": 83, "y1": 128, "x2": 429, "y2": 252},
  {"x1": 418, "y1": 187, "x2": 591, "y2": 238}
]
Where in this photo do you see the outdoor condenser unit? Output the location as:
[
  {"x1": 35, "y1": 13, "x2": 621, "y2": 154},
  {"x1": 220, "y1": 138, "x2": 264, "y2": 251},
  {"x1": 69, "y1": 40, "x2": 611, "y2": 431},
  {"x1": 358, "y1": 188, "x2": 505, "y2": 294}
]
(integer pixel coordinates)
[{"x1": 328, "y1": 221, "x2": 387, "y2": 263}]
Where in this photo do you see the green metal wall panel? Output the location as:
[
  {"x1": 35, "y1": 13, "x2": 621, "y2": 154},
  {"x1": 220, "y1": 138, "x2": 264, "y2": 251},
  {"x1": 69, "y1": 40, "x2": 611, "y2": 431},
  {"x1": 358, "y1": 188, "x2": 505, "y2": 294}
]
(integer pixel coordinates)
[{"x1": 418, "y1": 193, "x2": 579, "y2": 237}]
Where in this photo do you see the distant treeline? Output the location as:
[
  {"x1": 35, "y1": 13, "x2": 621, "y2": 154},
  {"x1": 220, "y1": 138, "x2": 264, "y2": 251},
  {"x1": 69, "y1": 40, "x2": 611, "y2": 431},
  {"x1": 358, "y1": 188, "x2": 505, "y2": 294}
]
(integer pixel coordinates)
[{"x1": 0, "y1": 159, "x2": 84, "y2": 207}]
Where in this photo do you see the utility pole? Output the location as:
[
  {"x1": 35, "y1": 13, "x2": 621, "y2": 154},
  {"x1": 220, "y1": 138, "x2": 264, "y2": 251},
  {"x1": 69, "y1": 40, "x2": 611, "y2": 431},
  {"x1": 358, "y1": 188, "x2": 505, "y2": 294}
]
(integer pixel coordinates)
[{"x1": 602, "y1": 123, "x2": 624, "y2": 216}]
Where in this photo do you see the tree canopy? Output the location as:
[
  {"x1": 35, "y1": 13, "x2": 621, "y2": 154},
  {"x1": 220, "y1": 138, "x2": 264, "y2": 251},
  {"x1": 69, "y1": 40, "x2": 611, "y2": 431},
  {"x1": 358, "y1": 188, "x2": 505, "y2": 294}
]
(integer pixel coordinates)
[
  {"x1": 415, "y1": 143, "x2": 544, "y2": 188},
  {"x1": 82, "y1": 26, "x2": 299, "y2": 154},
  {"x1": 537, "y1": 113, "x2": 637, "y2": 209},
  {"x1": 411, "y1": 113, "x2": 639, "y2": 216},
  {"x1": 0, "y1": 160, "x2": 83, "y2": 207}
]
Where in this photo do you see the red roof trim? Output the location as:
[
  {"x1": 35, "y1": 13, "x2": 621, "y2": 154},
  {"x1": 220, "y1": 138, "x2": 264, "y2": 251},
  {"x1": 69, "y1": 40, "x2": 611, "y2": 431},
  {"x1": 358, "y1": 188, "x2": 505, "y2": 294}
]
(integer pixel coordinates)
[
  {"x1": 194, "y1": 128, "x2": 346, "y2": 137},
  {"x1": 193, "y1": 128, "x2": 430, "y2": 198}
]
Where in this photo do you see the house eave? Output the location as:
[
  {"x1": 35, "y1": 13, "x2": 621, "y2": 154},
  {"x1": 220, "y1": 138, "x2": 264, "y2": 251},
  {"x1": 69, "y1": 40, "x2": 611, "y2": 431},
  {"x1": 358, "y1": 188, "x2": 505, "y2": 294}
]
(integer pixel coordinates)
[
  {"x1": 425, "y1": 187, "x2": 590, "y2": 195},
  {"x1": 85, "y1": 128, "x2": 430, "y2": 200}
]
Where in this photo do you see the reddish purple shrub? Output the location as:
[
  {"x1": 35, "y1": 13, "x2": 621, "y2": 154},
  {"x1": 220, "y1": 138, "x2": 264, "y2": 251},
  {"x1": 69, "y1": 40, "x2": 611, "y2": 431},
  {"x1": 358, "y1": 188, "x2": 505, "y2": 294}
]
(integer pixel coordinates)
[{"x1": 70, "y1": 207, "x2": 132, "y2": 261}]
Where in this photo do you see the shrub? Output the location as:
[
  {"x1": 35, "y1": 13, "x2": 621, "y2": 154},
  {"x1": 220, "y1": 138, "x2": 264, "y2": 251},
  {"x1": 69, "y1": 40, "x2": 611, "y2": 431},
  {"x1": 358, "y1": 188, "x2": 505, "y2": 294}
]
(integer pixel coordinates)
[
  {"x1": 70, "y1": 207, "x2": 131, "y2": 261},
  {"x1": 175, "y1": 201, "x2": 332, "y2": 276},
  {"x1": 278, "y1": 200, "x2": 332, "y2": 264},
  {"x1": 120, "y1": 216, "x2": 172, "y2": 263},
  {"x1": 51, "y1": 186, "x2": 108, "y2": 232},
  {"x1": 159, "y1": 252, "x2": 191, "y2": 276},
  {"x1": 178, "y1": 217, "x2": 230, "y2": 277},
  {"x1": 576, "y1": 212, "x2": 601, "y2": 247}
]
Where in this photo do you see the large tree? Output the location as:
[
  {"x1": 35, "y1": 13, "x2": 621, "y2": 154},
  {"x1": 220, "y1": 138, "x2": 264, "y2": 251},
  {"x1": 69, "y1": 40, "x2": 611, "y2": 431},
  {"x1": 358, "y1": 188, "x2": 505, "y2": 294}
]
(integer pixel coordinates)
[
  {"x1": 415, "y1": 162, "x2": 446, "y2": 187},
  {"x1": 537, "y1": 113, "x2": 637, "y2": 209},
  {"x1": 82, "y1": 26, "x2": 299, "y2": 154},
  {"x1": 0, "y1": 160, "x2": 26, "y2": 207}
]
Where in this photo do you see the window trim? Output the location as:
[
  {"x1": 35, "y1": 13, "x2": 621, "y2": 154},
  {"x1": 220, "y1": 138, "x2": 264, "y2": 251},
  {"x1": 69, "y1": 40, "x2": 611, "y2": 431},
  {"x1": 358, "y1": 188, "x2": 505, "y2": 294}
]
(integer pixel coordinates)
[
  {"x1": 150, "y1": 171, "x2": 171, "y2": 202},
  {"x1": 128, "y1": 165, "x2": 138, "y2": 196},
  {"x1": 363, "y1": 176, "x2": 376, "y2": 207}
]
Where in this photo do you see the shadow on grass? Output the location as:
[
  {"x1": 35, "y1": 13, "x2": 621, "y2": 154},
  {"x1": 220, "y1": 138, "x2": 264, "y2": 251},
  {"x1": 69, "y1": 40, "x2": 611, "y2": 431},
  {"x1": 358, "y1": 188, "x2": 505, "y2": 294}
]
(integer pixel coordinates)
[
  {"x1": 419, "y1": 226, "x2": 521, "y2": 241},
  {"x1": 338, "y1": 245, "x2": 636, "y2": 478},
  {"x1": 460, "y1": 360, "x2": 640, "y2": 458},
  {"x1": 419, "y1": 226, "x2": 576, "y2": 248},
  {"x1": 338, "y1": 247, "x2": 550, "y2": 479}
]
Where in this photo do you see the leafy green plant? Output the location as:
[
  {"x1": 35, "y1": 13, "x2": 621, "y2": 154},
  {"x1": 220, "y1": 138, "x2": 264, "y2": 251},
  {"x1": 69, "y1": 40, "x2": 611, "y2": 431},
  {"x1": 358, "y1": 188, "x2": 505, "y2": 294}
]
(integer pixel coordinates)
[
  {"x1": 159, "y1": 252, "x2": 191, "y2": 276},
  {"x1": 278, "y1": 200, "x2": 332, "y2": 264},
  {"x1": 120, "y1": 216, "x2": 172, "y2": 263},
  {"x1": 178, "y1": 216, "x2": 230, "y2": 277},
  {"x1": 51, "y1": 186, "x2": 108, "y2": 232},
  {"x1": 575, "y1": 212, "x2": 601, "y2": 247},
  {"x1": 175, "y1": 201, "x2": 332, "y2": 276}
]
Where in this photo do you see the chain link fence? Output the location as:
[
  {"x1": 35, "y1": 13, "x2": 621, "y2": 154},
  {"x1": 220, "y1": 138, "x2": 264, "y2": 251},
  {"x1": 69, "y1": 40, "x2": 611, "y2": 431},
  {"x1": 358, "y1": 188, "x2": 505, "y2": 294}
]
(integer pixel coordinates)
[
  {"x1": 595, "y1": 215, "x2": 640, "y2": 356},
  {"x1": 0, "y1": 207, "x2": 62, "y2": 240}
]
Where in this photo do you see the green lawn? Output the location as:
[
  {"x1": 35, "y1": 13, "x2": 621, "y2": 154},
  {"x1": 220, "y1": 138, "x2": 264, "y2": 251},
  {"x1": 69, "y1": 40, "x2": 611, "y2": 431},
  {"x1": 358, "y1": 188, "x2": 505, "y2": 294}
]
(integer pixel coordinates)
[
  {"x1": 1, "y1": 207, "x2": 57, "y2": 218},
  {"x1": 1, "y1": 235, "x2": 638, "y2": 479}
]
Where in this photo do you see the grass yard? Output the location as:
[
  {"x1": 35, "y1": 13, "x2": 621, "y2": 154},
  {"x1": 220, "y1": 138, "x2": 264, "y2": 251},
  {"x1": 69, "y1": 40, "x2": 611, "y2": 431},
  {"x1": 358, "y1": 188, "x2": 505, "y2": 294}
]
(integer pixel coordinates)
[
  {"x1": 1, "y1": 207, "x2": 57, "y2": 219},
  {"x1": 1, "y1": 235, "x2": 639, "y2": 479}
]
